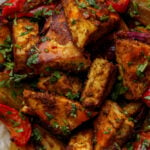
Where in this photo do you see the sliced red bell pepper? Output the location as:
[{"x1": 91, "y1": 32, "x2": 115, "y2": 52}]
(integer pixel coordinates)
[
  {"x1": 0, "y1": 104, "x2": 31, "y2": 146},
  {"x1": 2, "y1": 0, "x2": 26, "y2": 17},
  {"x1": 9, "y1": 12, "x2": 34, "y2": 18},
  {"x1": 142, "y1": 87, "x2": 150, "y2": 107},
  {"x1": 106, "y1": 0, "x2": 130, "y2": 13}
]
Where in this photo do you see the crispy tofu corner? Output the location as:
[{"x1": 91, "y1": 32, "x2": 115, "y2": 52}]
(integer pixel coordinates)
[
  {"x1": 23, "y1": 89, "x2": 96, "y2": 136},
  {"x1": 62, "y1": 0, "x2": 120, "y2": 48},
  {"x1": 116, "y1": 38, "x2": 150, "y2": 100}
]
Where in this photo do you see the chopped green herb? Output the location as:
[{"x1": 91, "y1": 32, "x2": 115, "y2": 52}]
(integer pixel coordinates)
[
  {"x1": 52, "y1": 122, "x2": 59, "y2": 128},
  {"x1": 9, "y1": 119, "x2": 20, "y2": 127},
  {"x1": 49, "y1": 71, "x2": 61, "y2": 83},
  {"x1": 45, "y1": 67, "x2": 53, "y2": 72},
  {"x1": 45, "y1": 112, "x2": 54, "y2": 120},
  {"x1": 141, "y1": 140, "x2": 150, "y2": 149},
  {"x1": 4, "y1": 62, "x2": 14, "y2": 70},
  {"x1": 76, "y1": 0, "x2": 87, "y2": 8},
  {"x1": 77, "y1": 63, "x2": 84, "y2": 71},
  {"x1": 16, "y1": 128, "x2": 24, "y2": 133},
  {"x1": 20, "y1": 31, "x2": 31, "y2": 36},
  {"x1": 86, "y1": 0, "x2": 99, "y2": 9},
  {"x1": 26, "y1": 53, "x2": 39, "y2": 67},
  {"x1": 136, "y1": 61, "x2": 148, "y2": 78},
  {"x1": 66, "y1": 91, "x2": 80, "y2": 100},
  {"x1": 71, "y1": 19, "x2": 77, "y2": 25},
  {"x1": 11, "y1": 90, "x2": 17, "y2": 99},
  {"x1": 61, "y1": 125, "x2": 70, "y2": 135},
  {"x1": 19, "y1": 112, "x2": 26, "y2": 120},
  {"x1": 32, "y1": 128, "x2": 42, "y2": 141},
  {"x1": 129, "y1": 1, "x2": 139, "y2": 17},
  {"x1": 40, "y1": 36, "x2": 50, "y2": 42},
  {"x1": 7, "y1": 111, "x2": 12, "y2": 115},
  {"x1": 25, "y1": 26, "x2": 33, "y2": 31},
  {"x1": 103, "y1": 128, "x2": 111, "y2": 134},
  {"x1": 146, "y1": 24, "x2": 150, "y2": 30},
  {"x1": 108, "y1": 5, "x2": 116, "y2": 12},
  {"x1": 128, "y1": 62, "x2": 133, "y2": 66},
  {"x1": 128, "y1": 117, "x2": 134, "y2": 121},
  {"x1": 87, "y1": 111, "x2": 92, "y2": 117},
  {"x1": 111, "y1": 79, "x2": 128, "y2": 101},
  {"x1": 100, "y1": 15, "x2": 109, "y2": 22},
  {"x1": 4, "y1": 3, "x2": 13, "y2": 6},
  {"x1": 9, "y1": 73, "x2": 28, "y2": 82},
  {"x1": 144, "y1": 96, "x2": 150, "y2": 100},
  {"x1": 70, "y1": 103, "x2": 77, "y2": 118},
  {"x1": 14, "y1": 44, "x2": 22, "y2": 49}
]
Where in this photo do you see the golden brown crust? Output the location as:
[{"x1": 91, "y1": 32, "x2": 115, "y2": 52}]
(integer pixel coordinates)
[
  {"x1": 67, "y1": 129, "x2": 93, "y2": 150},
  {"x1": 94, "y1": 100, "x2": 125, "y2": 150},
  {"x1": 13, "y1": 18, "x2": 39, "y2": 73},
  {"x1": 81, "y1": 58, "x2": 117, "y2": 108},
  {"x1": 62, "y1": 0, "x2": 119, "y2": 48},
  {"x1": 116, "y1": 39, "x2": 150, "y2": 100},
  {"x1": 32, "y1": 9, "x2": 91, "y2": 73},
  {"x1": 23, "y1": 90, "x2": 96, "y2": 135},
  {"x1": 37, "y1": 72, "x2": 82, "y2": 96}
]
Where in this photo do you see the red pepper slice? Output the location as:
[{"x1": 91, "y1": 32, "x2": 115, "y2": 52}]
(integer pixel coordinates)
[
  {"x1": 0, "y1": 104, "x2": 31, "y2": 146},
  {"x1": 2, "y1": 0, "x2": 26, "y2": 17},
  {"x1": 9, "y1": 12, "x2": 34, "y2": 18},
  {"x1": 142, "y1": 87, "x2": 150, "y2": 107},
  {"x1": 106, "y1": 0, "x2": 130, "y2": 13}
]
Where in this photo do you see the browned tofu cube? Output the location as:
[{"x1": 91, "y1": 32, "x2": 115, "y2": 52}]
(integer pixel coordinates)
[
  {"x1": 23, "y1": 90, "x2": 96, "y2": 136},
  {"x1": 27, "y1": 9, "x2": 91, "y2": 74},
  {"x1": 37, "y1": 71, "x2": 82, "y2": 98},
  {"x1": 116, "y1": 38, "x2": 150, "y2": 100},
  {"x1": 62, "y1": 0, "x2": 119, "y2": 48},
  {"x1": 94, "y1": 100, "x2": 135, "y2": 150},
  {"x1": 13, "y1": 18, "x2": 39, "y2": 73},
  {"x1": 94, "y1": 100, "x2": 125, "y2": 150},
  {"x1": 67, "y1": 129, "x2": 93, "y2": 150},
  {"x1": 81, "y1": 58, "x2": 117, "y2": 108}
]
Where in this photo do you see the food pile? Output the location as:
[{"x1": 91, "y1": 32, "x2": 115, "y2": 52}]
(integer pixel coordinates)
[{"x1": 0, "y1": 0, "x2": 150, "y2": 149}]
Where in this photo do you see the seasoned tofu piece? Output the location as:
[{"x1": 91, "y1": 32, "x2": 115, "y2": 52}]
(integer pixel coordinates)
[
  {"x1": 13, "y1": 18, "x2": 39, "y2": 73},
  {"x1": 37, "y1": 71, "x2": 82, "y2": 98},
  {"x1": 62, "y1": 0, "x2": 119, "y2": 48},
  {"x1": 94, "y1": 100, "x2": 126, "y2": 150},
  {"x1": 0, "y1": 24, "x2": 11, "y2": 63},
  {"x1": 94, "y1": 100, "x2": 135, "y2": 150},
  {"x1": 81, "y1": 58, "x2": 117, "y2": 108},
  {"x1": 67, "y1": 129, "x2": 93, "y2": 150},
  {"x1": 29, "y1": 9, "x2": 91, "y2": 73},
  {"x1": 116, "y1": 38, "x2": 150, "y2": 100},
  {"x1": 23, "y1": 90, "x2": 96, "y2": 135}
]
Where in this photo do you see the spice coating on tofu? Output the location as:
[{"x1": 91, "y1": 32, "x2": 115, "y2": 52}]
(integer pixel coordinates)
[
  {"x1": 81, "y1": 58, "x2": 117, "y2": 108},
  {"x1": 116, "y1": 39, "x2": 150, "y2": 100}
]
